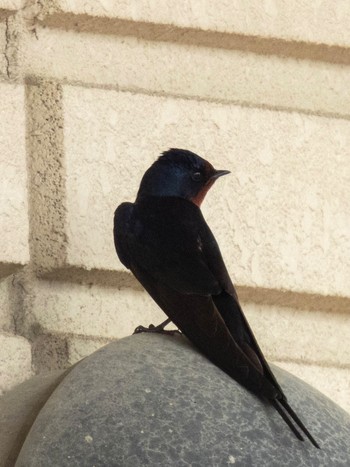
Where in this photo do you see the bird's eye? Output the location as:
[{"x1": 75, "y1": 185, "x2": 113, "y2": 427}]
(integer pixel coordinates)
[{"x1": 192, "y1": 172, "x2": 202, "y2": 182}]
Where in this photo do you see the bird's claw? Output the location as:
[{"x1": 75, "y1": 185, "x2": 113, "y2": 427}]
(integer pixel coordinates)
[
  {"x1": 133, "y1": 325, "x2": 151, "y2": 334},
  {"x1": 133, "y1": 324, "x2": 182, "y2": 336}
]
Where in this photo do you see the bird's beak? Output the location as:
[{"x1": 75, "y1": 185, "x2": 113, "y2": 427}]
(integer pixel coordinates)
[{"x1": 210, "y1": 169, "x2": 231, "y2": 180}]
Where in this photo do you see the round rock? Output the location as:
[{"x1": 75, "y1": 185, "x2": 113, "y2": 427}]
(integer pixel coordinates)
[{"x1": 16, "y1": 334, "x2": 350, "y2": 466}]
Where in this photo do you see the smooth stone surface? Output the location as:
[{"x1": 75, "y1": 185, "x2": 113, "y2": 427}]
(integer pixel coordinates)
[
  {"x1": 0, "y1": 369, "x2": 68, "y2": 467},
  {"x1": 16, "y1": 334, "x2": 350, "y2": 466}
]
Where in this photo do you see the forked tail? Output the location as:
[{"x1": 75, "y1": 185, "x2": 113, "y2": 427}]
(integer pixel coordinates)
[{"x1": 272, "y1": 397, "x2": 320, "y2": 449}]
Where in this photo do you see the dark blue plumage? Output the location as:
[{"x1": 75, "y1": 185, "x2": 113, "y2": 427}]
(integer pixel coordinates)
[{"x1": 114, "y1": 148, "x2": 319, "y2": 448}]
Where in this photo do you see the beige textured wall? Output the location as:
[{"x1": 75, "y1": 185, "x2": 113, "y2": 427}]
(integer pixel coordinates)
[{"x1": 0, "y1": 1, "x2": 349, "y2": 412}]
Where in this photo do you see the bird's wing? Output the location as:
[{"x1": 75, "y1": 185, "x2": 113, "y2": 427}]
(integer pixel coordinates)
[
  {"x1": 198, "y1": 218, "x2": 321, "y2": 447},
  {"x1": 198, "y1": 219, "x2": 285, "y2": 394}
]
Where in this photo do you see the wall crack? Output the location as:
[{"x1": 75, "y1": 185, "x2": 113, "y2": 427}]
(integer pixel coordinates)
[{"x1": 4, "y1": 17, "x2": 11, "y2": 78}]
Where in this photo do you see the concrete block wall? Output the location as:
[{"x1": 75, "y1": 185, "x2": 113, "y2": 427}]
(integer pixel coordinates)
[{"x1": 0, "y1": 1, "x2": 349, "y2": 412}]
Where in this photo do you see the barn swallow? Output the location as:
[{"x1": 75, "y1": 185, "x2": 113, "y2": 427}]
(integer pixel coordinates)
[{"x1": 113, "y1": 148, "x2": 319, "y2": 448}]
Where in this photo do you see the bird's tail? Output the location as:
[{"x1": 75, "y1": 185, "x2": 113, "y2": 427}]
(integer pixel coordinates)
[{"x1": 272, "y1": 397, "x2": 320, "y2": 449}]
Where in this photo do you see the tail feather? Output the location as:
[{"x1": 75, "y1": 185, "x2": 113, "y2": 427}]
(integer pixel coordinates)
[
  {"x1": 278, "y1": 398, "x2": 320, "y2": 449},
  {"x1": 272, "y1": 399, "x2": 304, "y2": 442}
]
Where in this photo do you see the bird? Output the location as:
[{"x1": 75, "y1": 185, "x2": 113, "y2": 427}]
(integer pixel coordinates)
[{"x1": 113, "y1": 148, "x2": 319, "y2": 448}]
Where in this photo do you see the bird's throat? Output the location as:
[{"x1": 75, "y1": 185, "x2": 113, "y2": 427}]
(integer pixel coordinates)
[{"x1": 190, "y1": 180, "x2": 215, "y2": 207}]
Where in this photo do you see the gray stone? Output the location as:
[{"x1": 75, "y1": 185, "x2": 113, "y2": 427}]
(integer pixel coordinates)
[
  {"x1": 0, "y1": 369, "x2": 69, "y2": 467},
  {"x1": 16, "y1": 334, "x2": 350, "y2": 466}
]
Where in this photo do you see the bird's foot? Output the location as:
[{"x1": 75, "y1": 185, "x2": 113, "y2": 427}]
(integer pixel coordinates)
[{"x1": 133, "y1": 320, "x2": 181, "y2": 336}]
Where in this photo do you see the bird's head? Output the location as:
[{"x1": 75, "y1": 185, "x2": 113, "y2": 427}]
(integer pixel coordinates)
[{"x1": 136, "y1": 148, "x2": 230, "y2": 207}]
